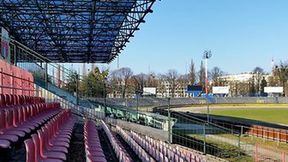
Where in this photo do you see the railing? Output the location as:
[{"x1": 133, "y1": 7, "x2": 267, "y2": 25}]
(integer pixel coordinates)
[
  {"x1": 8, "y1": 39, "x2": 79, "y2": 95},
  {"x1": 5, "y1": 38, "x2": 98, "y2": 108},
  {"x1": 204, "y1": 118, "x2": 288, "y2": 144},
  {"x1": 10, "y1": 40, "x2": 72, "y2": 87},
  {"x1": 0, "y1": 59, "x2": 36, "y2": 96},
  {"x1": 91, "y1": 97, "x2": 288, "y2": 108},
  {"x1": 0, "y1": 70, "x2": 35, "y2": 95},
  {"x1": 247, "y1": 125, "x2": 288, "y2": 143},
  {"x1": 54, "y1": 96, "x2": 105, "y2": 120}
]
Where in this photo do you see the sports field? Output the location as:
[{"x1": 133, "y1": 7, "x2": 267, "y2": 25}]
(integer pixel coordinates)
[
  {"x1": 171, "y1": 104, "x2": 288, "y2": 125},
  {"x1": 210, "y1": 108, "x2": 288, "y2": 125}
]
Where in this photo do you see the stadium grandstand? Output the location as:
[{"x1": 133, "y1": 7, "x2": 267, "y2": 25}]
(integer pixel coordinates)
[
  {"x1": 2, "y1": 1, "x2": 287, "y2": 162},
  {"x1": 0, "y1": 0, "x2": 210, "y2": 162}
]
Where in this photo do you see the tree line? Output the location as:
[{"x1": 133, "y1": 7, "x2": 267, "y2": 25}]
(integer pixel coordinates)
[{"x1": 63, "y1": 60, "x2": 288, "y2": 98}]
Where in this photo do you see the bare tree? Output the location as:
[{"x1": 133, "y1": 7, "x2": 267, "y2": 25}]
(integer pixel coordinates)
[
  {"x1": 260, "y1": 77, "x2": 267, "y2": 95},
  {"x1": 145, "y1": 72, "x2": 157, "y2": 87},
  {"x1": 109, "y1": 70, "x2": 121, "y2": 98},
  {"x1": 274, "y1": 62, "x2": 288, "y2": 96},
  {"x1": 188, "y1": 59, "x2": 196, "y2": 85},
  {"x1": 110, "y1": 67, "x2": 133, "y2": 98},
  {"x1": 253, "y1": 67, "x2": 264, "y2": 95},
  {"x1": 132, "y1": 73, "x2": 147, "y2": 94},
  {"x1": 210, "y1": 66, "x2": 224, "y2": 86},
  {"x1": 157, "y1": 74, "x2": 167, "y2": 97},
  {"x1": 165, "y1": 69, "x2": 179, "y2": 98},
  {"x1": 177, "y1": 74, "x2": 189, "y2": 97}
]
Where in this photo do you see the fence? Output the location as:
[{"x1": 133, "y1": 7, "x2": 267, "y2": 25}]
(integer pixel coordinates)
[
  {"x1": 0, "y1": 59, "x2": 35, "y2": 96},
  {"x1": 210, "y1": 120, "x2": 288, "y2": 143},
  {"x1": 92, "y1": 97, "x2": 288, "y2": 108},
  {"x1": 254, "y1": 144, "x2": 287, "y2": 162},
  {"x1": 248, "y1": 125, "x2": 288, "y2": 143},
  {"x1": 10, "y1": 39, "x2": 76, "y2": 90},
  {"x1": 52, "y1": 96, "x2": 105, "y2": 120},
  {"x1": 152, "y1": 107, "x2": 247, "y2": 161}
]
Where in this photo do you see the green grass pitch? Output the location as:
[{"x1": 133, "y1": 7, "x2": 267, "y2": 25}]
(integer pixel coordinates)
[{"x1": 210, "y1": 108, "x2": 288, "y2": 125}]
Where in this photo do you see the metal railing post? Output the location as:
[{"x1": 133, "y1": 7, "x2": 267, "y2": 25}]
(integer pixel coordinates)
[
  {"x1": 136, "y1": 91, "x2": 139, "y2": 120},
  {"x1": 238, "y1": 133, "x2": 241, "y2": 157},
  {"x1": 203, "y1": 123, "x2": 206, "y2": 154},
  {"x1": 104, "y1": 79, "x2": 107, "y2": 116},
  {"x1": 45, "y1": 62, "x2": 48, "y2": 83},
  {"x1": 167, "y1": 97, "x2": 172, "y2": 144},
  {"x1": 76, "y1": 74, "x2": 79, "y2": 106},
  {"x1": 206, "y1": 97, "x2": 210, "y2": 122},
  {"x1": 13, "y1": 44, "x2": 17, "y2": 65},
  {"x1": 0, "y1": 68, "x2": 3, "y2": 94}
]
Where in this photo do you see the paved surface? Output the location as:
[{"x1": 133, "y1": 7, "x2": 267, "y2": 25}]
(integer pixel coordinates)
[{"x1": 67, "y1": 123, "x2": 86, "y2": 162}]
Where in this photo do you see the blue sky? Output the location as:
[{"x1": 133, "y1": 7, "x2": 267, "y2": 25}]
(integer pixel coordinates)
[{"x1": 106, "y1": 0, "x2": 288, "y2": 75}]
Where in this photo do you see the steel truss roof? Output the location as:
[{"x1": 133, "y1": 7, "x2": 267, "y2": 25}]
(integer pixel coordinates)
[{"x1": 0, "y1": 0, "x2": 155, "y2": 63}]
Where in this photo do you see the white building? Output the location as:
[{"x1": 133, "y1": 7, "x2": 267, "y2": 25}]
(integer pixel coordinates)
[
  {"x1": 219, "y1": 73, "x2": 270, "y2": 82},
  {"x1": 156, "y1": 80, "x2": 189, "y2": 98}
]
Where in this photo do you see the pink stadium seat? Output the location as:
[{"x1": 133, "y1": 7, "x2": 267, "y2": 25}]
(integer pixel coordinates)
[
  {"x1": 11, "y1": 94, "x2": 16, "y2": 105},
  {"x1": 86, "y1": 156, "x2": 107, "y2": 162},
  {"x1": 0, "y1": 110, "x2": 23, "y2": 141},
  {"x1": 14, "y1": 95, "x2": 19, "y2": 105},
  {"x1": 19, "y1": 95, "x2": 24, "y2": 105},
  {"x1": 5, "y1": 94, "x2": 11, "y2": 106},
  {"x1": 9, "y1": 94, "x2": 14, "y2": 106},
  {"x1": 24, "y1": 110, "x2": 75, "y2": 162},
  {"x1": 37, "y1": 131, "x2": 66, "y2": 161},
  {"x1": 0, "y1": 94, "x2": 5, "y2": 107},
  {"x1": 84, "y1": 120, "x2": 107, "y2": 162},
  {"x1": 0, "y1": 139, "x2": 10, "y2": 149},
  {"x1": 0, "y1": 96, "x2": 62, "y2": 148},
  {"x1": 25, "y1": 137, "x2": 62, "y2": 162},
  {"x1": 41, "y1": 127, "x2": 68, "y2": 154}
]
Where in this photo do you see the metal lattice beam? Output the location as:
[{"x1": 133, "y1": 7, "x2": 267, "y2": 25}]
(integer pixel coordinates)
[{"x1": 0, "y1": 0, "x2": 156, "y2": 63}]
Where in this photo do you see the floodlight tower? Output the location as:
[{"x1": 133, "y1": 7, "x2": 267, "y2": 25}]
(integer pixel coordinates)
[
  {"x1": 203, "y1": 50, "x2": 212, "y2": 95},
  {"x1": 203, "y1": 50, "x2": 212, "y2": 123}
]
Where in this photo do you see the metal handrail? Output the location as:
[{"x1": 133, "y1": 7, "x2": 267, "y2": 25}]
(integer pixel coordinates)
[{"x1": 0, "y1": 67, "x2": 36, "y2": 95}]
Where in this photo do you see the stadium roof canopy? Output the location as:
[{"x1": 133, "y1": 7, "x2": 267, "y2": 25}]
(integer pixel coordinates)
[{"x1": 0, "y1": 0, "x2": 155, "y2": 63}]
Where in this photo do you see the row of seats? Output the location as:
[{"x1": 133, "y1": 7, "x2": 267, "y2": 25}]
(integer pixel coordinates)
[
  {"x1": 130, "y1": 131, "x2": 173, "y2": 162},
  {"x1": 100, "y1": 120, "x2": 132, "y2": 162},
  {"x1": 115, "y1": 126, "x2": 155, "y2": 162},
  {"x1": 111, "y1": 132, "x2": 132, "y2": 162},
  {"x1": 24, "y1": 110, "x2": 75, "y2": 162},
  {"x1": 0, "y1": 94, "x2": 45, "y2": 107},
  {"x1": 145, "y1": 135, "x2": 205, "y2": 162},
  {"x1": 130, "y1": 131, "x2": 205, "y2": 162},
  {"x1": 0, "y1": 102, "x2": 61, "y2": 149},
  {"x1": 84, "y1": 120, "x2": 107, "y2": 162}
]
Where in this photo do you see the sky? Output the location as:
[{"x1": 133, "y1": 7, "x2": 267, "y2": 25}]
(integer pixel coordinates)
[{"x1": 104, "y1": 0, "x2": 288, "y2": 75}]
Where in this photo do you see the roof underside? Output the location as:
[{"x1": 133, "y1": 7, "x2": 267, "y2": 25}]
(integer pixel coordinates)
[{"x1": 0, "y1": 0, "x2": 155, "y2": 63}]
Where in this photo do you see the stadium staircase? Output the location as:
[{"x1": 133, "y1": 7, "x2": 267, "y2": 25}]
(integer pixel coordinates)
[
  {"x1": 34, "y1": 78, "x2": 77, "y2": 105},
  {"x1": 34, "y1": 75, "x2": 95, "y2": 109}
]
